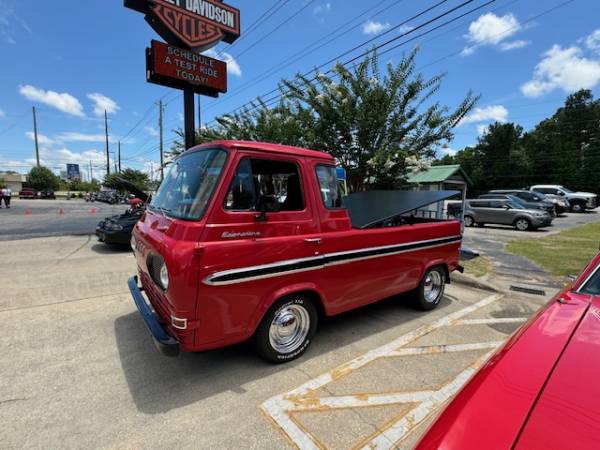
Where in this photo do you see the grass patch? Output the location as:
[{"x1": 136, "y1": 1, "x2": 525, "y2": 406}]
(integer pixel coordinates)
[
  {"x1": 463, "y1": 255, "x2": 494, "y2": 278},
  {"x1": 506, "y1": 220, "x2": 600, "y2": 277}
]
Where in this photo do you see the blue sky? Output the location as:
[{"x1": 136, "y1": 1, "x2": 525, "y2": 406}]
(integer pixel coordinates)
[{"x1": 1, "y1": 0, "x2": 599, "y2": 179}]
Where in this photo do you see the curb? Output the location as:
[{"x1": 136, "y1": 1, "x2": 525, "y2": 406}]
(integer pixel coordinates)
[{"x1": 451, "y1": 272, "x2": 500, "y2": 293}]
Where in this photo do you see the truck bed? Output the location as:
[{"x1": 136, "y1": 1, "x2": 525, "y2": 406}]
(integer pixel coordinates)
[{"x1": 343, "y1": 190, "x2": 461, "y2": 229}]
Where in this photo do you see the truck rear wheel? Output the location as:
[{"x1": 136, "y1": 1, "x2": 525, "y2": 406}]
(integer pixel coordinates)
[
  {"x1": 254, "y1": 295, "x2": 318, "y2": 364},
  {"x1": 415, "y1": 266, "x2": 446, "y2": 311}
]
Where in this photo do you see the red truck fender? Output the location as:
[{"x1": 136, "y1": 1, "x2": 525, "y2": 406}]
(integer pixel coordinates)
[
  {"x1": 247, "y1": 283, "x2": 330, "y2": 335},
  {"x1": 423, "y1": 259, "x2": 451, "y2": 283}
]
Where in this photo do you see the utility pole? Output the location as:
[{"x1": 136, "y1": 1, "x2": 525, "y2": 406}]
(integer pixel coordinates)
[
  {"x1": 158, "y1": 100, "x2": 164, "y2": 181},
  {"x1": 104, "y1": 110, "x2": 110, "y2": 176},
  {"x1": 32, "y1": 106, "x2": 40, "y2": 167},
  {"x1": 89, "y1": 160, "x2": 93, "y2": 182},
  {"x1": 118, "y1": 141, "x2": 122, "y2": 173},
  {"x1": 197, "y1": 95, "x2": 201, "y2": 130}
]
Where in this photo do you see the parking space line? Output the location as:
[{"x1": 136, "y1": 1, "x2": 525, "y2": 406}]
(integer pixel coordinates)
[
  {"x1": 455, "y1": 317, "x2": 527, "y2": 325},
  {"x1": 359, "y1": 351, "x2": 495, "y2": 450},
  {"x1": 261, "y1": 293, "x2": 506, "y2": 449}
]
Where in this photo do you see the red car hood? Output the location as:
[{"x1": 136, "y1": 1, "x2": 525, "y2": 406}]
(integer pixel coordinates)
[
  {"x1": 515, "y1": 294, "x2": 600, "y2": 449},
  {"x1": 416, "y1": 290, "x2": 592, "y2": 450}
]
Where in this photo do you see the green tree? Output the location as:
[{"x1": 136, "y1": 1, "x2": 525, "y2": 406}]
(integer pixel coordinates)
[
  {"x1": 523, "y1": 89, "x2": 600, "y2": 192},
  {"x1": 28, "y1": 166, "x2": 60, "y2": 191},
  {"x1": 104, "y1": 169, "x2": 150, "y2": 191},
  {"x1": 174, "y1": 48, "x2": 478, "y2": 191}
]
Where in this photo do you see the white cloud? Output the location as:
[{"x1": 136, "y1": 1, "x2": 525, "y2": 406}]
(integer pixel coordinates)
[
  {"x1": 144, "y1": 126, "x2": 159, "y2": 137},
  {"x1": 398, "y1": 25, "x2": 414, "y2": 35},
  {"x1": 477, "y1": 124, "x2": 490, "y2": 136},
  {"x1": 461, "y1": 105, "x2": 509, "y2": 125},
  {"x1": 87, "y1": 93, "x2": 120, "y2": 117},
  {"x1": 25, "y1": 131, "x2": 56, "y2": 146},
  {"x1": 462, "y1": 13, "x2": 525, "y2": 55},
  {"x1": 363, "y1": 20, "x2": 390, "y2": 35},
  {"x1": 57, "y1": 131, "x2": 125, "y2": 144},
  {"x1": 313, "y1": 2, "x2": 332, "y2": 15},
  {"x1": 203, "y1": 49, "x2": 242, "y2": 77},
  {"x1": 0, "y1": 109, "x2": 5, "y2": 118},
  {"x1": 439, "y1": 145, "x2": 457, "y2": 157},
  {"x1": 19, "y1": 85, "x2": 84, "y2": 117},
  {"x1": 500, "y1": 39, "x2": 530, "y2": 51},
  {"x1": 585, "y1": 29, "x2": 600, "y2": 54},
  {"x1": 521, "y1": 44, "x2": 600, "y2": 97}
]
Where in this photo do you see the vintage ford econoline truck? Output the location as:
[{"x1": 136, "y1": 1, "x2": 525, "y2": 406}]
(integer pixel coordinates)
[{"x1": 128, "y1": 141, "x2": 463, "y2": 362}]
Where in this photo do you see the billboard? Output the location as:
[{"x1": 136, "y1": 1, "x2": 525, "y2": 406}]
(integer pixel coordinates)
[
  {"x1": 66, "y1": 164, "x2": 81, "y2": 181},
  {"x1": 147, "y1": 40, "x2": 227, "y2": 97},
  {"x1": 124, "y1": 0, "x2": 241, "y2": 52}
]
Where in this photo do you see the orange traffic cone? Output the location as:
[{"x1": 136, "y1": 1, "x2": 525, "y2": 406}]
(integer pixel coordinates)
[
  {"x1": 59, "y1": 208, "x2": 64, "y2": 215},
  {"x1": 90, "y1": 208, "x2": 97, "y2": 215},
  {"x1": 24, "y1": 208, "x2": 31, "y2": 215}
]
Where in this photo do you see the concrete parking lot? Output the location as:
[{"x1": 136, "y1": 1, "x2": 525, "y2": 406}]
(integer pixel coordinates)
[
  {"x1": 1, "y1": 235, "x2": 547, "y2": 449},
  {"x1": 0, "y1": 199, "x2": 128, "y2": 241}
]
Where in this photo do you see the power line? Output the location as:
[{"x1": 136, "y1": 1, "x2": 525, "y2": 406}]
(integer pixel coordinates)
[
  {"x1": 217, "y1": 0, "x2": 291, "y2": 57},
  {"x1": 203, "y1": 0, "x2": 407, "y2": 113},
  {"x1": 230, "y1": 0, "x2": 318, "y2": 61},
  {"x1": 208, "y1": 0, "x2": 493, "y2": 125}
]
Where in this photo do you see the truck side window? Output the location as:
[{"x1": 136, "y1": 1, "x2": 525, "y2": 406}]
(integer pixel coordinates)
[
  {"x1": 224, "y1": 158, "x2": 304, "y2": 212},
  {"x1": 316, "y1": 165, "x2": 343, "y2": 208}
]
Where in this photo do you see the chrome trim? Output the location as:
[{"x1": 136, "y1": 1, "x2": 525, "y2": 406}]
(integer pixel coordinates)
[
  {"x1": 577, "y1": 261, "x2": 600, "y2": 294},
  {"x1": 203, "y1": 235, "x2": 462, "y2": 286}
]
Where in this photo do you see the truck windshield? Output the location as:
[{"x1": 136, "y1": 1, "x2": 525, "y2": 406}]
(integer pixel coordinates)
[{"x1": 149, "y1": 148, "x2": 227, "y2": 220}]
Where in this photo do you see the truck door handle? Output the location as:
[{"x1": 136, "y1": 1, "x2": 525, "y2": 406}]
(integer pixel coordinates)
[{"x1": 304, "y1": 238, "x2": 322, "y2": 244}]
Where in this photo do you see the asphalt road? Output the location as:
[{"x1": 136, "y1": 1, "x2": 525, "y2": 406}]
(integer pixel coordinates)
[
  {"x1": 462, "y1": 209, "x2": 599, "y2": 289},
  {"x1": 0, "y1": 235, "x2": 547, "y2": 449},
  {"x1": 0, "y1": 199, "x2": 129, "y2": 241}
]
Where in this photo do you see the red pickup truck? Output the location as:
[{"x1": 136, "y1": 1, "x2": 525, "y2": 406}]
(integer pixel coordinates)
[{"x1": 128, "y1": 141, "x2": 463, "y2": 362}]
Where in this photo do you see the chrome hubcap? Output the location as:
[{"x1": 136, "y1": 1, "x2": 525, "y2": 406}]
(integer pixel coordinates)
[
  {"x1": 464, "y1": 216, "x2": 473, "y2": 227},
  {"x1": 517, "y1": 220, "x2": 528, "y2": 230},
  {"x1": 424, "y1": 271, "x2": 443, "y2": 303},
  {"x1": 269, "y1": 304, "x2": 310, "y2": 353}
]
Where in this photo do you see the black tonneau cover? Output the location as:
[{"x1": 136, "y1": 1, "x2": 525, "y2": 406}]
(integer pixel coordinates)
[{"x1": 343, "y1": 190, "x2": 460, "y2": 229}]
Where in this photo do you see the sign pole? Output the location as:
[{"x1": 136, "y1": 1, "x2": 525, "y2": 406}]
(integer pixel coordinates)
[
  {"x1": 32, "y1": 107, "x2": 40, "y2": 168},
  {"x1": 184, "y1": 89, "x2": 196, "y2": 150}
]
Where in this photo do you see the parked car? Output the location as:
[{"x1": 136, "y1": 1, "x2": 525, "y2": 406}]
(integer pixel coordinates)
[
  {"x1": 96, "y1": 179, "x2": 149, "y2": 246},
  {"x1": 530, "y1": 184, "x2": 597, "y2": 213},
  {"x1": 464, "y1": 199, "x2": 552, "y2": 231},
  {"x1": 96, "y1": 191, "x2": 119, "y2": 204},
  {"x1": 39, "y1": 190, "x2": 56, "y2": 199},
  {"x1": 489, "y1": 189, "x2": 569, "y2": 215},
  {"x1": 18, "y1": 187, "x2": 37, "y2": 199},
  {"x1": 478, "y1": 193, "x2": 555, "y2": 216},
  {"x1": 416, "y1": 251, "x2": 600, "y2": 450},
  {"x1": 96, "y1": 202, "x2": 145, "y2": 245},
  {"x1": 128, "y1": 141, "x2": 464, "y2": 361}
]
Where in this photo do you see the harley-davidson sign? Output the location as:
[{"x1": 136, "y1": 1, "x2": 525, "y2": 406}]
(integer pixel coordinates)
[
  {"x1": 125, "y1": 0, "x2": 240, "y2": 52},
  {"x1": 147, "y1": 40, "x2": 227, "y2": 97}
]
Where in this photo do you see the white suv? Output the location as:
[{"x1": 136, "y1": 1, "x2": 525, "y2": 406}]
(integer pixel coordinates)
[{"x1": 530, "y1": 185, "x2": 597, "y2": 213}]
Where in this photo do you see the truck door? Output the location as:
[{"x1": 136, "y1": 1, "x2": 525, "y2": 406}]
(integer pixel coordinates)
[{"x1": 198, "y1": 153, "x2": 320, "y2": 341}]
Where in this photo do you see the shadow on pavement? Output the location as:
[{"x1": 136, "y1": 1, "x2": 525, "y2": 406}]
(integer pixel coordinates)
[
  {"x1": 475, "y1": 225, "x2": 550, "y2": 233},
  {"x1": 90, "y1": 243, "x2": 132, "y2": 254},
  {"x1": 114, "y1": 292, "x2": 453, "y2": 414}
]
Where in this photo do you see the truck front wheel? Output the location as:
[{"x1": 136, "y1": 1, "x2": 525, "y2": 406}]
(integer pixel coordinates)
[
  {"x1": 254, "y1": 295, "x2": 318, "y2": 363},
  {"x1": 415, "y1": 267, "x2": 446, "y2": 311}
]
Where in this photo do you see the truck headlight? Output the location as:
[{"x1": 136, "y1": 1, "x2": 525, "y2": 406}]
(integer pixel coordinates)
[{"x1": 159, "y1": 263, "x2": 169, "y2": 291}]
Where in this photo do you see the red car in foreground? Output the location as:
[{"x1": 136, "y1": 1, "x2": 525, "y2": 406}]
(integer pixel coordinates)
[{"x1": 417, "y1": 251, "x2": 600, "y2": 449}]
